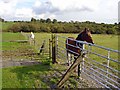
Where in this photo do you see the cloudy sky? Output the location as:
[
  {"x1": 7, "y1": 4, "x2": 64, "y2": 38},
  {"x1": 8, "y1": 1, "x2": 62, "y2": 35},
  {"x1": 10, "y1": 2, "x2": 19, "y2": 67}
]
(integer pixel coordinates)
[{"x1": 0, "y1": 0, "x2": 119, "y2": 24}]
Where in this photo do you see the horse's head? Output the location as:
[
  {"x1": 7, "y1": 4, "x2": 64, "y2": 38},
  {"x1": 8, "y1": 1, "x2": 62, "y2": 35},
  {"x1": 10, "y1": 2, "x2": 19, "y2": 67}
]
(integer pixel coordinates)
[{"x1": 76, "y1": 28, "x2": 94, "y2": 44}]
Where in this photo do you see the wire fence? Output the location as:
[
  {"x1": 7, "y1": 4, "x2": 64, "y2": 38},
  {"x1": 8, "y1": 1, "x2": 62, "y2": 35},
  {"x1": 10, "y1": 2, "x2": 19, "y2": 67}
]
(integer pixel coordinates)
[
  {"x1": 56, "y1": 34, "x2": 120, "y2": 89},
  {"x1": 2, "y1": 33, "x2": 50, "y2": 68}
]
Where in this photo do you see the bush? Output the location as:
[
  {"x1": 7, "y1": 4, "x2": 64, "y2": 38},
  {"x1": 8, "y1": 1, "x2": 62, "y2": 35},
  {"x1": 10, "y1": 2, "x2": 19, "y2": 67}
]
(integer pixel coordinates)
[
  {"x1": 6, "y1": 20, "x2": 118, "y2": 34},
  {"x1": 9, "y1": 23, "x2": 21, "y2": 32}
]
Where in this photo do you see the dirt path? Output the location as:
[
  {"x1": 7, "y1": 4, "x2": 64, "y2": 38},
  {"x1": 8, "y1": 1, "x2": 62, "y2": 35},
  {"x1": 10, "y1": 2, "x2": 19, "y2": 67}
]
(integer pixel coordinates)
[{"x1": 1, "y1": 59, "x2": 41, "y2": 68}]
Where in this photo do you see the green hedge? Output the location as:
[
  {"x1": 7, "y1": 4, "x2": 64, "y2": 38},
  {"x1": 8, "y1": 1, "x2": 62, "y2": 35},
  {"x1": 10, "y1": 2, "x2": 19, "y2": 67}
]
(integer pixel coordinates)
[{"x1": 2, "y1": 20, "x2": 118, "y2": 34}]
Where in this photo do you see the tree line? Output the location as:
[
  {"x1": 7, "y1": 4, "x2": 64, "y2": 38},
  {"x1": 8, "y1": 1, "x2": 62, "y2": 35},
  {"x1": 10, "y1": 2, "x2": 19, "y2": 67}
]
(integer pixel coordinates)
[{"x1": 2, "y1": 17, "x2": 119, "y2": 34}]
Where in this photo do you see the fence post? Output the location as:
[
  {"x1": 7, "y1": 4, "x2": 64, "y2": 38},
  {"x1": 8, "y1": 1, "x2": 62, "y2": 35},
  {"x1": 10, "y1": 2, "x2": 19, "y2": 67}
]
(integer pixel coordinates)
[
  {"x1": 49, "y1": 39, "x2": 51, "y2": 59},
  {"x1": 33, "y1": 39, "x2": 35, "y2": 46},
  {"x1": 82, "y1": 44, "x2": 85, "y2": 72},
  {"x1": 107, "y1": 50, "x2": 110, "y2": 78},
  {"x1": 52, "y1": 34, "x2": 57, "y2": 64},
  {"x1": 10, "y1": 44, "x2": 12, "y2": 61},
  {"x1": 57, "y1": 51, "x2": 85, "y2": 88},
  {"x1": 78, "y1": 44, "x2": 85, "y2": 77},
  {"x1": 78, "y1": 44, "x2": 85, "y2": 76},
  {"x1": 56, "y1": 34, "x2": 58, "y2": 59}
]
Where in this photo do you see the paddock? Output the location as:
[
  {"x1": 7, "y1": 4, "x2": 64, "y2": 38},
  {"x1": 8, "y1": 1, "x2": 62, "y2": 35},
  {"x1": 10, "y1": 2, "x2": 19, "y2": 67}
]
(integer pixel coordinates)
[{"x1": 2, "y1": 32, "x2": 120, "y2": 89}]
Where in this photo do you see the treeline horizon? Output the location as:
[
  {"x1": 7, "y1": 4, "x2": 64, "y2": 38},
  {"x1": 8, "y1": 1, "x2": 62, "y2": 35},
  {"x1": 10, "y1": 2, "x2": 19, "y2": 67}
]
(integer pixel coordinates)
[{"x1": 1, "y1": 17, "x2": 119, "y2": 34}]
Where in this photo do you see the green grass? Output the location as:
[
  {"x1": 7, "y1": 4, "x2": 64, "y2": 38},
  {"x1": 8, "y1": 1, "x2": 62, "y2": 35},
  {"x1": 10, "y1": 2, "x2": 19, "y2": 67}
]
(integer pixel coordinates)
[
  {"x1": 92, "y1": 34, "x2": 118, "y2": 50},
  {"x1": 2, "y1": 60, "x2": 80, "y2": 88},
  {"x1": 2, "y1": 58, "x2": 69, "y2": 88},
  {"x1": 2, "y1": 32, "x2": 36, "y2": 61},
  {"x1": 2, "y1": 32, "x2": 26, "y2": 41},
  {"x1": 33, "y1": 33, "x2": 118, "y2": 69},
  {"x1": 0, "y1": 68, "x2": 1, "y2": 89},
  {"x1": 2, "y1": 64, "x2": 51, "y2": 88},
  {"x1": 34, "y1": 33, "x2": 119, "y2": 76},
  {"x1": 2, "y1": 32, "x2": 30, "y2": 51},
  {"x1": 2, "y1": 32, "x2": 119, "y2": 88},
  {"x1": 2, "y1": 32, "x2": 119, "y2": 68},
  {"x1": 2, "y1": 22, "x2": 15, "y2": 31}
]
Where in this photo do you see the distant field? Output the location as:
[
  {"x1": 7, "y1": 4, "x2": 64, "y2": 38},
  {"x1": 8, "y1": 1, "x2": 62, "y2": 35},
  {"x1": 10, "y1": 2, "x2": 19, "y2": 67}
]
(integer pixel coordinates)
[
  {"x1": 2, "y1": 32, "x2": 28, "y2": 50},
  {"x1": 2, "y1": 22, "x2": 15, "y2": 31},
  {"x1": 2, "y1": 32, "x2": 34, "y2": 62},
  {"x1": 2, "y1": 32, "x2": 118, "y2": 61},
  {"x1": 2, "y1": 32, "x2": 118, "y2": 50},
  {"x1": 34, "y1": 33, "x2": 118, "y2": 50},
  {"x1": 34, "y1": 33, "x2": 118, "y2": 69},
  {"x1": 2, "y1": 32, "x2": 25, "y2": 41}
]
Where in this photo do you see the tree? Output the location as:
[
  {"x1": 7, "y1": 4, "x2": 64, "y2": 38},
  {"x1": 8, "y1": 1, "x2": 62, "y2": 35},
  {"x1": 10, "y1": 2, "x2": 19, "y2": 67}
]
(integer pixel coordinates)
[
  {"x1": 21, "y1": 24, "x2": 30, "y2": 32},
  {"x1": 53, "y1": 19, "x2": 57, "y2": 23},
  {"x1": 114, "y1": 22, "x2": 117, "y2": 25},
  {"x1": 0, "y1": 17, "x2": 4, "y2": 22},
  {"x1": 31, "y1": 17, "x2": 36, "y2": 22},
  {"x1": 46, "y1": 18, "x2": 51, "y2": 23},
  {"x1": 9, "y1": 23, "x2": 21, "y2": 32},
  {"x1": 40, "y1": 19, "x2": 45, "y2": 23}
]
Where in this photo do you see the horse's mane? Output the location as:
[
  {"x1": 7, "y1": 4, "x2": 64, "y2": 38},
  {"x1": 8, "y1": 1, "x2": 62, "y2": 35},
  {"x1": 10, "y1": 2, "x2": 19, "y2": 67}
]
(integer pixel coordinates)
[{"x1": 76, "y1": 32, "x2": 83, "y2": 41}]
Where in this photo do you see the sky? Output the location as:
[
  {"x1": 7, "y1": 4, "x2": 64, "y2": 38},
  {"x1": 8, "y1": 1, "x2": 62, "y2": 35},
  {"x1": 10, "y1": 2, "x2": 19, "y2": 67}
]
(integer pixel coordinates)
[{"x1": 0, "y1": 0, "x2": 119, "y2": 24}]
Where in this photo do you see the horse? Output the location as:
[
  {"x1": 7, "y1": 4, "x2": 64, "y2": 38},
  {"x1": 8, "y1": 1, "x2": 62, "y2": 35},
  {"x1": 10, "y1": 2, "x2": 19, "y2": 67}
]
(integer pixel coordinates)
[
  {"x1": 66, "y1": 28, "x2": 94, "y2": 66},
  {"x1": 29, "y1": 32, "x2": 35, "y2": 45},
  {"x1": 30, "y1": 32, "x2": 35, "y2": 39}
]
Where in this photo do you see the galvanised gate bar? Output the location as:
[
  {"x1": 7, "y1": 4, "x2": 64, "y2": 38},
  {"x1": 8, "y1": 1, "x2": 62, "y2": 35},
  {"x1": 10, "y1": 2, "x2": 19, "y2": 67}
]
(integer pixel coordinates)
[{"x1": 54, "y1": 34, "x2": 120, "y2": 89}]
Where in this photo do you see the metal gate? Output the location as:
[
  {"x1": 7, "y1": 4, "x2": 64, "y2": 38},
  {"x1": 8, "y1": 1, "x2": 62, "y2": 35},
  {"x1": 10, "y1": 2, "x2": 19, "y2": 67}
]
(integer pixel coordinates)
[{"x1": 55, "y1": 34, "x2": 120, "y2": 89}]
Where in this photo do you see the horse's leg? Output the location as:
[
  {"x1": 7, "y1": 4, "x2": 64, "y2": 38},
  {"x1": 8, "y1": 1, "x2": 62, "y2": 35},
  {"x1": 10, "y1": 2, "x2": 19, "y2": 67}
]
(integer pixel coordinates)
[
  {"x1": 73, "y1": 55, "x2": 79, "y2": 73},
  {"x1": 68, "y1": 53, "x2": 71, "y2": 66},
  {"x1": 70, "y1": 54, "x2": 73, "y2": 65},
  {"x1": 30, "y1": 39, "x2": 31, "y2": 45},
  {"x1": 33, "y1": 39, "x2": 35, "y2": 46},
  {"x1": 68, "y1": 53, "x2": 72, "y2": 66},
  {"x1": 66, "y1": 51, "x2": 69, "y2": 66},
  {"x1": 74, "y1": 54, "x2": 81, "y2": 77}
]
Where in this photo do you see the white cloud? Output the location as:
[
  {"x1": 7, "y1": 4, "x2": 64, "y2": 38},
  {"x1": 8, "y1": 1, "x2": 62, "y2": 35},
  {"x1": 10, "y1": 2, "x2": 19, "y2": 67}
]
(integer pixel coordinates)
[
  {"x1": 119, "y1": 1, "x2": 120, "y2": 22},
  {"x1": 15, "y1": 8, "x2": 33, "y2": 18},
  {"x1": 0, "y1": 0, "x2": 17, "y2": 20},
  {"x1": 34, "y1": 0, "x2": 41, "y2": 7},
  {"x1": 33, "y1": 0, "x2": 95, "y2": 15},
  {"x1": 33, "y1": 1, "x2": 59, "y2": 15},
  {"x1": 93, "y1": 0, "x2": 118, "y2": 23},
  {"x1": 0, "y1": 0, "x2": 35, "y2": 20},
  {"x1": 49, "y1": 0, "x2": 119, "y2": 23},
  {"x1": 50, "y1": 0, "x2": 100, "y2": 11},
  {"x1": 0, "y1": 0, "x2": 16, "y2": 15},
  {"x1": 0, "y1": 0, "x2": 119, "y2": 23},
  {"x1": 32, "y1": 0, "x2": 96, "y2": 20}
]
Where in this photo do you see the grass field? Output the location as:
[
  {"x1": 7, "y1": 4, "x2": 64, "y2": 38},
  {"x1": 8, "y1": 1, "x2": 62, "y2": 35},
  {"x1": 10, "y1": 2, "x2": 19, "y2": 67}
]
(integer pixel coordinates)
[
  {"x1": 2, "y1": 32, "x2": 30, "y2": 50},
  {"x1": 1, "y1": 32, "x2": 119, "y2": 88},
  {"x1": 34, "y1": 33, "x2": 119, "y2": 75},
  {"x1": 2, "y1": 32, "x2": 118, "y2": 50},
  {"x1": 2, "y1": 32, "x2": 25, "y2": 41},
  {"x1": 2, "y1": 22, "x2": 15, "y2": 32},
  {"x1": 2, "y1": 64, "x2": 52, "y2": 88},
  {"x1": 2, "y1": 32, "x2": 36, "y2": 62},
  {"x1": 2, "y1": 61, "x2": 83, "y2": 88}
]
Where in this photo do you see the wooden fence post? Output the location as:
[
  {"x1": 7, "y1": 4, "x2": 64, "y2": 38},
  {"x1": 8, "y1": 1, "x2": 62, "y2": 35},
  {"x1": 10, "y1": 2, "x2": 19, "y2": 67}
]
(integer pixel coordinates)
[
  {"x1": 49, "y1": 39, "x2": 51, "y2": 59},
  {"x1": 57, "y1": 51, "x2": 86, "y2": 88},
  {"x1": 78, "y1": 44, "x2": 85, "y2": 77},
  {"x1": 56, "y1": 34, "x2": 58, "y2": 59},
  {"x1": 52, "y1": 34, "x2": 57, "y2": 64},
  {"x1": 33, "y1": 39, "x2": 35, "y2": 46}
]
